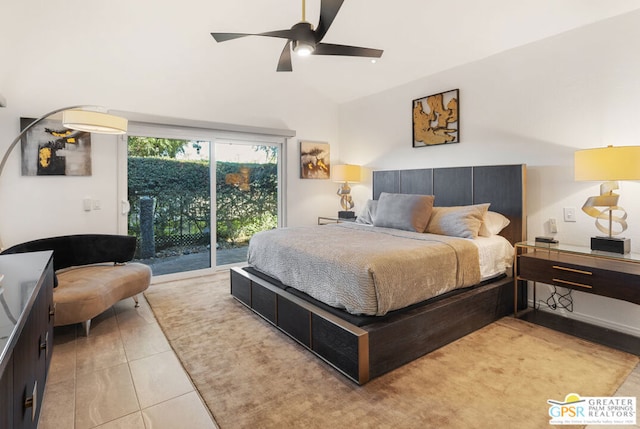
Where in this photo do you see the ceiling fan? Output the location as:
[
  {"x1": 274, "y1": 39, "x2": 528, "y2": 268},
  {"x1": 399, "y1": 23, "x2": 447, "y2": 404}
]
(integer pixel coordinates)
[{"x1": 210, "y1": 0, "x2": 383, "y2": 72}]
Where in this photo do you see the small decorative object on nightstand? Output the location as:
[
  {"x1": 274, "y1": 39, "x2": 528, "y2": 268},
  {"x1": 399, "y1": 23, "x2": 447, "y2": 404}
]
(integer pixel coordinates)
[
  {"x1": 535, "y1": 236, "x2": 558, "y2": 246},
  {"x1": 333, "y1": 164, "x2": 361, "y2": 219},
  {"x1": 575, "y1": 145, "x2": 640, "y2": 254},
  {"x1": 318, "y1": 216, "x2": 357, "y2": 225}
]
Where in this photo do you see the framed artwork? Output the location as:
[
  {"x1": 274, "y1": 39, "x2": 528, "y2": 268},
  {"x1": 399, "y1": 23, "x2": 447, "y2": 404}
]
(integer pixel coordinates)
[
  {"x1": 20, "y1": 117, "x2": 92, "y2": 176},
  {"x1": 412, "y1": 89, "x2": 459, "y2": 147},
  {"x1": 300, "y1": 140, "x2": 330, "y2": 179}
]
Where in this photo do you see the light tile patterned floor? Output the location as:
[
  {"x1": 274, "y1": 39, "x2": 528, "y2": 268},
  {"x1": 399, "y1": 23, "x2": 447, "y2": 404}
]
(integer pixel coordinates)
[{"x1": 38, "y1": 290, "x2": 218, "y2": 429}]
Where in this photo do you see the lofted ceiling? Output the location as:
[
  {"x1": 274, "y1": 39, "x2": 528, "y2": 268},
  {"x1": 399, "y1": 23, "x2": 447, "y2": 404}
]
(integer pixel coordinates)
[
  {"x1": 202, "y1": 0, "x2": 640, "y2": 103},
  {"x1": 2, "y1": 0, "x2": 640, "y2": 107}
]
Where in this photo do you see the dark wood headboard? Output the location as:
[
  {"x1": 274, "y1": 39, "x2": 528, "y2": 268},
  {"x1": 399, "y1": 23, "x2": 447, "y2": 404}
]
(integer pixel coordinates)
[{"x1": 372, "y1": 164, "x2": 527, "y2": 245}]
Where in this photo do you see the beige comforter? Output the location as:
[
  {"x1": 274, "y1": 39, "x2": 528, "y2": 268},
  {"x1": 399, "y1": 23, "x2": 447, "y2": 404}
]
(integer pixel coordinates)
[{"x1": 247, "y1": 223, "x2": 481, "y2": 316}]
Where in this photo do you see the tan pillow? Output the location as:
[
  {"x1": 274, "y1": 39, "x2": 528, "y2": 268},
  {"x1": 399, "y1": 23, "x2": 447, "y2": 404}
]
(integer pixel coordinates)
[
  {"x1": 426, "y1": 203, "x2": 490, "y2": 239},
  {"x1": 478, "y1": 211, "x2": 510, "y2": 237},
  {"x1": 373, "y1": 193, "x2": 434, "y2": 232}
]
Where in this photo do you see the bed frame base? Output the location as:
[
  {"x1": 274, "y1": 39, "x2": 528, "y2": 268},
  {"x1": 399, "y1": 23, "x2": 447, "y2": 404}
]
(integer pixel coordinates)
[{"x1": 230, "y1": 267, "x2": 515, "y2": 384}]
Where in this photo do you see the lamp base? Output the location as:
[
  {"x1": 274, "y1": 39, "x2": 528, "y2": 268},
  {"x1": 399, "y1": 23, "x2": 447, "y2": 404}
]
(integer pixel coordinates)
[
  {"x1": 338, "y1": 211, "x2": 356, "y2": 219},
  {"x1": 590, "y1": 236, "x2": 630, "y2": 254}
]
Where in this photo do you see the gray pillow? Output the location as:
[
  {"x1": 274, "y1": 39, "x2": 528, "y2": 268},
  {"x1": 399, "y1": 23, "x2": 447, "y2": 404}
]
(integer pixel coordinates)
[
  {"x1": 355, "y1": 200, "x2": 378, "y2": 225},
  {"x1": 373, "y1": 193, "x2": 435, "y2": 232},
  {"x1": 425, "y1": 203, "x2": 490, "y2": 239}
]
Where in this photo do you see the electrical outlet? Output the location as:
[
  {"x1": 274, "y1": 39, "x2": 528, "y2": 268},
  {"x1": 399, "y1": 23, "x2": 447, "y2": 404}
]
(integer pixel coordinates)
[
  {"x1": 563, "y1": 207, "x2": 576, "y2": 222},
  {"x1": 549, "y1": 218, "x2": 558, "y2": 233}
]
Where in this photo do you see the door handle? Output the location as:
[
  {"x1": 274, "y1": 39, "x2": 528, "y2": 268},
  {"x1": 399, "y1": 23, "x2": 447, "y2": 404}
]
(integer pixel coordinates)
[{"x1": 121, "y1": 200, "x2": 131, "y2": 215}]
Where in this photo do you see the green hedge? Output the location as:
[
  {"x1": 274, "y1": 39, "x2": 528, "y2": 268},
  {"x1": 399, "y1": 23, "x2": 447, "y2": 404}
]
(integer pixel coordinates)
[{"x1": 128, "y1": 157, "x2": 277, "y2": 249}]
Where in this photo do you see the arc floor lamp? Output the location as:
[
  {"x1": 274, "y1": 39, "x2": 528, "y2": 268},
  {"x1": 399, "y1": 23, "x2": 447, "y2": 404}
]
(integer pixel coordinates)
[
  {"x1": 0, "y1": 102, "x2": 127, "y2": 323},
  {"x1": 0, "y1": 104, "x2": 128, "y2": 250}
]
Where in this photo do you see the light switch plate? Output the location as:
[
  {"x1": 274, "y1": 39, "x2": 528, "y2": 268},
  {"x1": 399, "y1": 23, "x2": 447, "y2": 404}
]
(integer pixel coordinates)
[{"x1": 564, "y1": 207, "x2": 577, "y2": 222}]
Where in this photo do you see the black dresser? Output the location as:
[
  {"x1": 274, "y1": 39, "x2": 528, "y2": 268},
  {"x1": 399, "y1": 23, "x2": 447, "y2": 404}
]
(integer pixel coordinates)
[{"x1": 0, "y1": 251, "x2": 54, "y2": 429}]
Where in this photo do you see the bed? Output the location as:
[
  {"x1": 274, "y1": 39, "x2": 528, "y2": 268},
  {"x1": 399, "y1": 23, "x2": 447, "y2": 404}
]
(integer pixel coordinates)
[{"x1": 230, "y1": 164, "x2": 527, "y2": 384}]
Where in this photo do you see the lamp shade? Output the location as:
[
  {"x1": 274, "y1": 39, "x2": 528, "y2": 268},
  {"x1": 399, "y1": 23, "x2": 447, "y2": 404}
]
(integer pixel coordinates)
[
  {"x1": 333, "y1": 164, "x2": 361, "y2": 183},
  {"x1": 575, "y1": 145, "x2": 640, "y2": 181},
  {"x1": 62, "y1": 110, "x2": 128, "y2": 135}
]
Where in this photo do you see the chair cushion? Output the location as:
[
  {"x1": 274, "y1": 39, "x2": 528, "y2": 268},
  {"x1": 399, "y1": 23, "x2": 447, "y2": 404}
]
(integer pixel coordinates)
[{"x1": 53, "y1": 262, "x2": 151, "y2": 326}]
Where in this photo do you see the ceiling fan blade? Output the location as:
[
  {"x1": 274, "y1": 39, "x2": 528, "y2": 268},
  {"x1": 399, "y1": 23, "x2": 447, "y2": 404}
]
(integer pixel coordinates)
[
  {"x1": 277, "y1": 41, "x2": 293, "y2": 72},
  {"x1": 313, "y1": 43, "x2": 383, "y2": 58},
  {"x1": 259, "y1": 29, "x2": 294, "y2": 39},
  {"x1": 211, "y1": 33, "x2": 253, "y2": 42},
  {"x1": 211, "y1": 29, "x2": 293, "y2": 43},
  {"x1": 315, "y1": 0, "x2": 344, "y2": 42}
]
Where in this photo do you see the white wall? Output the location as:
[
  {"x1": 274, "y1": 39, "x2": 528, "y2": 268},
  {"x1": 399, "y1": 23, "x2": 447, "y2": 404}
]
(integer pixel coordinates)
[
  {"x1": 338, "y1": 11, "x2": 640, "y2": 335},
  {"x1": 0, "y1": 4, "x2": 343, "y2": 248}
]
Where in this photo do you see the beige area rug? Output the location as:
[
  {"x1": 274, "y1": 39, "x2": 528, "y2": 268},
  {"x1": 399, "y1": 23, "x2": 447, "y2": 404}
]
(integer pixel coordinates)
[{"x1": 145, "y1": 272, "x2": 638, "y2": 429}]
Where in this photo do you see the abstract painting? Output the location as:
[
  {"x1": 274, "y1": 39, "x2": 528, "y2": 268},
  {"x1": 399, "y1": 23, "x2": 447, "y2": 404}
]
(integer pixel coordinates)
[
  {"x1": 300, "y1": 141, "x2": 330, "y2": 179},
  {"x1": 412, "y1": 89, "x2": 459, "y2": 147},
  {"x1": 21, "y1": 117, "x2": 92, "y2": 176}
]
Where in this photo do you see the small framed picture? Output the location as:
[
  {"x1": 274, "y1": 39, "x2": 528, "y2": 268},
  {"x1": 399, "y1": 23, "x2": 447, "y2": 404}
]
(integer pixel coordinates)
[
  {"x1": 412, "y1": 89, "x2": 459, "y2": 147},
  {"x1": 300, "y1": 141, "x2": 330, "y2": 179}
]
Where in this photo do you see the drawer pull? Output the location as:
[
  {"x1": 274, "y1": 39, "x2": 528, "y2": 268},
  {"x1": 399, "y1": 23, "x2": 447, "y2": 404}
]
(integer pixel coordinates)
[
  {"x1": 24, "y1": 381, "x2": 37, "y2": 421},
  {"x1": 40, "y1": 331, "x2": 49, "y2": 355},
  {"x1": 552, "y1": 265, "x2": 592, "y2": 275},
  {"x1": 552, "y1": 278, "x2": 592, "y2": 289}
]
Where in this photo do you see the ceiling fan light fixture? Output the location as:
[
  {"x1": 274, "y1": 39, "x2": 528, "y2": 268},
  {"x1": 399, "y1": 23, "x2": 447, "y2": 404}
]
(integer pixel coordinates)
[{"x1": 293, "y1": 40, "x2": 314, "y2": 56}]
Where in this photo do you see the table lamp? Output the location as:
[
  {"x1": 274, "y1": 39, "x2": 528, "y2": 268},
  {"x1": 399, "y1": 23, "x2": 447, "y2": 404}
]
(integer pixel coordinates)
[
  {"x1": 333, "y1": 164, "x2": 361, "y2": 219},
  {"x1": 574, "y1": 145, "x2": 640, "y2": 254}
]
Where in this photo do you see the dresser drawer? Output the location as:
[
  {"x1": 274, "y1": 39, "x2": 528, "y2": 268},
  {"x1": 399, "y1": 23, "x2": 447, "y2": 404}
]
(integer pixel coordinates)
[{"x1": 518, "y1": 253, "x2": 640, "y2": 305}]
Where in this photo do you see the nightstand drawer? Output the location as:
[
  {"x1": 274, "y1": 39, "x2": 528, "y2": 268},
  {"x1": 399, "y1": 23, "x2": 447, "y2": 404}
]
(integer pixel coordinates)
[
  {"x1": 518, "y1": 253, "x2": 640, "y2": 305},
  {"x1": 518, "y1": 255, "x2": 594, "y2": 288}
]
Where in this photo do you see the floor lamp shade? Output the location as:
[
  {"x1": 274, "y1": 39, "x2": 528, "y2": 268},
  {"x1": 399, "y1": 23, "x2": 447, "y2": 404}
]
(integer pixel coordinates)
[
  {"x1": 62, "y1": 110, "x2": 128, "y2": 135},
  {"x1": 574, "y1": 145, "x2": 640, "y2": 253}
]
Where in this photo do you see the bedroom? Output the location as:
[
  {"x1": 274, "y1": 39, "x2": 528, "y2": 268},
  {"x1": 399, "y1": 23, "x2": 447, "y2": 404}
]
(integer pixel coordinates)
[{"x1": 1, "y1": 1, "x2": 639, "y2": 428}]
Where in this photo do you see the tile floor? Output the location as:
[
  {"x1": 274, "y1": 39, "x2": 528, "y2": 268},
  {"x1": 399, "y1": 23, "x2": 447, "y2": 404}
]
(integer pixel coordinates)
[{"x1": 37, "y1": 283, "x2": 218, "y2": 429}]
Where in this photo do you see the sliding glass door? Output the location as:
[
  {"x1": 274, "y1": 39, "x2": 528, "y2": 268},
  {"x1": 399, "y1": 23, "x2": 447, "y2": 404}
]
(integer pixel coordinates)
[
  {"x1": 127, "y1": 136, "x2": 212, "y2": 276},
  {"x1": 119, "y1": 125, "x2": 284, "y2": 278},
  {"x1": 215, "y1": 141, "x2": 279, "y2": 266}
]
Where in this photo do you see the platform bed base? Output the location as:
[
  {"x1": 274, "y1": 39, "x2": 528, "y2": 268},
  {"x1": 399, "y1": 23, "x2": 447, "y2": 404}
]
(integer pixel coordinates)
[{"x1": 230, "y1": 267, "x2": 514, "y2": 384}]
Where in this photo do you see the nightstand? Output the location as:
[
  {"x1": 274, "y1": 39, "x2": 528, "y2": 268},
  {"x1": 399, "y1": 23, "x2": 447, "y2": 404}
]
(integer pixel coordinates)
[
  {"x1": 514, "y1": 241, "x2": 640, "y2": 354},
  {"x1": 317, "y1": 216, "x2": 357, "y2": 225}
]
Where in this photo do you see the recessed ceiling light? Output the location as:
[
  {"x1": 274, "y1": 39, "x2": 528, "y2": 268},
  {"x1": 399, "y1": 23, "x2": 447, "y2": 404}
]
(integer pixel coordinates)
[{"x1": 371, "y1": 59, "x2": 377, "y2": 64}]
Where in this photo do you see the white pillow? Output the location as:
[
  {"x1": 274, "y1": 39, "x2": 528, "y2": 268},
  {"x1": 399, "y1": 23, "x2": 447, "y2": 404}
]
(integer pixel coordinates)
[{"x1": 478, "y1": 211, "x2": 510, "y2": 237}]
